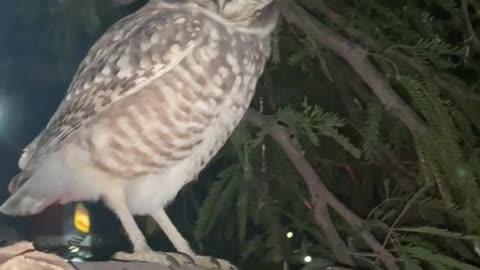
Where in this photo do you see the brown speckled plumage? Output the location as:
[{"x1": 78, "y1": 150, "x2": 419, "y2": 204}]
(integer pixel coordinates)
[{"x1": 1, "y1": 0, "x2": 278, "y2": 268}]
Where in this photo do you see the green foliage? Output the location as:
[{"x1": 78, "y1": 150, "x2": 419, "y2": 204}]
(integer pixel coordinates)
[
  {"x1": 276, "y1": 99, "x2": 361, "y2": 158},
  {"x1": 194, "y1": 166, "x2": 243, "y2": 238},
  {"x1": 400, "y1": 246, "x2": 480, "y2": 270},
  {"x1": 395, "y1": 226, "x2": 480, "y2": 242},
  {"x1": 361, "y1": 101, "x2": 384, "y2": 161}
]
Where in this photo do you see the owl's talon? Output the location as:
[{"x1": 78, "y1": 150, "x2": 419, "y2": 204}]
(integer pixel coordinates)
[{"x1": 111, "y1": 251, "x2": 238, "y2": 270}]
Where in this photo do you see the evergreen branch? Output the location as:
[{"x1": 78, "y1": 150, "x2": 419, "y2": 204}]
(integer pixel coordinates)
[
  {"x1": 326, "y1": 53, "x2": 418, "y2": 192},
  {"x1": 303, "y1": 0, "x2": 480, "y2": 103},
  {"x1": 279, "y1": 0, "x2": 428, "y2": 136},
  {"x1": 395, "y1": 226, "x2": 480, "y2": 241},
  {"x1": 379, "y1": 185, "x2": 431, "y2": 255},
  {"x1": 461, "y1": 0, "x2": 480, "y2": 53},
  {"x1": 245, "y1": 109, "x2": 399, "y2": 270},
  {"x1": 361, "y1": 101, "x2": 384, "y2": 161},
  {"x1": 401, "y1": 246, "x2": 480, "y2": 270},
  {"x1": 194, "y1": 166, "x2": 241, "y2": 239}
]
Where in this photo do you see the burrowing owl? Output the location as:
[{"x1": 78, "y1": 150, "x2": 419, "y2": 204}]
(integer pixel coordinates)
[{"x1": 1, "y1": 0, "x2": 277, "y2": 267}]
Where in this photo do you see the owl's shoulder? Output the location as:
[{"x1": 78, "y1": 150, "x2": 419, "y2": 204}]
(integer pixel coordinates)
[{"x1": 31, "y1": 7, "x2": 212, "y2": 159}]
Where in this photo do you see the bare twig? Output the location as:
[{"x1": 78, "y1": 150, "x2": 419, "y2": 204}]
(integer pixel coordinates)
[
  {"x1": 377, "y1": 185, "x2": 430, "y2": 265},
  {"x1": 315, "y1": 199, "x2": 355, "y2": 266},
  {"x1": 245, "y1": 109, "x2": 399, "y2": 270}
]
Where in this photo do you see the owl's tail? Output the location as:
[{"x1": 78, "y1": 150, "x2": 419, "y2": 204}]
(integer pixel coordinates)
[
  {"x1": 0, "y1": 152, "x2": 69, "y2": 216},
  {"x1": 0, "y1": 189, "x2": 52, "y2": 216},
  {"x1": 0, "y1": 172, "x2": 53, "y2": 216}
]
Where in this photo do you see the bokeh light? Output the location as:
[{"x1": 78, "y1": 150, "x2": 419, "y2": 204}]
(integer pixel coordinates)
[{"x1": 304, "y1": 255, "x2": 312, "y2": 263}]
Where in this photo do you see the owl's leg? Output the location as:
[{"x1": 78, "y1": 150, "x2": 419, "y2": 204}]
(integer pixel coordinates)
[
  {"x1": 109, "y1": 206, "x2": 237, "y2": 269},
  {"x1": 151, "y1": 208, "x2": 194, "y2": 256},
  {"x1": 102, "y1": 189, "x2": 151, "y2": 253},
  {"x1": 104, "y1": 190, "x2": 236, "y2": 269},
  {"x1": 122, "y1": 208, "x2": 236, "y2": 269}
]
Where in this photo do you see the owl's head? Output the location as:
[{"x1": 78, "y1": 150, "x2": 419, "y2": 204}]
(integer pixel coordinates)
[
  {"x1": 155, "y1": 0, "x2": 276, "y2": 21},
  {"x1": 217, "y1": 0, "x2": 274, "y2": 18},
  {"x1": 149, "y1": 0, "x2": 277, "y2": 30}
]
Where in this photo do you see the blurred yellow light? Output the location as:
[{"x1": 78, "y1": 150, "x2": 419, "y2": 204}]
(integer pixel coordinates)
[
  {"x1": 74, "y1": 203, "x2": 90, "y2": 234},
  {"x1": 286, "y1": 231, "x2": 294, "y2": 238}
]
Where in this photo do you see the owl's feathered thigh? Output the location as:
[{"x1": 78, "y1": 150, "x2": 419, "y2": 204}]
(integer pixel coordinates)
[{"x1": 0, "y1": 0, "x2": 277, "y2": 216}]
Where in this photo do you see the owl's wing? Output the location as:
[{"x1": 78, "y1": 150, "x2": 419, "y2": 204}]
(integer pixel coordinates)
[
  {"x1": 18, "y1": 133, "x2": 42, "y2": 170},
  {"x1": 27, "y1": 8, "x2": 206, "y2": 161}
]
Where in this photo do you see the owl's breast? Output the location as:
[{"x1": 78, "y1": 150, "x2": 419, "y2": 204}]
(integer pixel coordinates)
[
  {"x1": 81, "y1": 25, "x2": 266, "y2": 176},
  {"x1": 68, "y1": 26, "x2": 268, "y2": 213}
]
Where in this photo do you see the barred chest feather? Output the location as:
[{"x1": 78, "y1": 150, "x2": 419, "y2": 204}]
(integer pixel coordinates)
[{"x1": 68, "y1": 20, "x2": 270, "y2": 214}]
